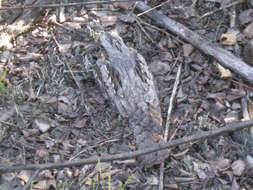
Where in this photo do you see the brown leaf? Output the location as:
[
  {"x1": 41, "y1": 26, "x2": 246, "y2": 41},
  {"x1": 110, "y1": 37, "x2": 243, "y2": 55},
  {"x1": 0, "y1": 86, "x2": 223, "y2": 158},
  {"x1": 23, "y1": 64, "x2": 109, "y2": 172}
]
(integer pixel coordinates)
[
  {"x1": 206, "y1": 92, "x2": 226, "y2": 104},
  {"x1": 33, "y1": 179, "x2": 56, "y2": 189},
  {"x1": 73, "y1": 117, "x2": 88, "y2": 128},
  {"x1": 216, "y1": 63, "x2": 232, "y2": 79},
  {"x1": 113, "y1": 2, "x2": 134, "y2": 10},
  {"x1": 17, "y1": 171, "x2": 31, "y2": 183},
  {"x1": 220, "y1": 33, "x2": 237, "y2": 45},
  {"x1": 36, "y1": 149, "x2": 49, "y2": 158},
  {"x1": 183, "y1": 43, "x2": 194, "y2": 57}
]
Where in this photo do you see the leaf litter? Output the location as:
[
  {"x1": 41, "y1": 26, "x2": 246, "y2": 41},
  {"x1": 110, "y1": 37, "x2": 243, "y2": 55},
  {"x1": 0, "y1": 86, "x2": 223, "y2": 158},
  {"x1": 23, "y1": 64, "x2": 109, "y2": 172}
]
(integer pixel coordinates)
[{"x1": 1, "y1": 0, "x2": 253, "y2": 189}]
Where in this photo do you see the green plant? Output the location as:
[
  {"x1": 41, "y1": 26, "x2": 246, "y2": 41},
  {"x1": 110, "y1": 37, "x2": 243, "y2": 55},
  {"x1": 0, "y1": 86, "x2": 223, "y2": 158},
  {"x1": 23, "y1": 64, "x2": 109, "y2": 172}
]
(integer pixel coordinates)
[
  {"x1": 30, "y1": 181, "x2": 34, "y2": 190},
  {"x1": 0, "y1": 69, "x2": 7, "y2": 94},
  {"x1": 119, "y1": 174, "x2": 133, "y2": 190},
  {"x1": 106, "y1": 166, "x2": 112, "y2": 190}
]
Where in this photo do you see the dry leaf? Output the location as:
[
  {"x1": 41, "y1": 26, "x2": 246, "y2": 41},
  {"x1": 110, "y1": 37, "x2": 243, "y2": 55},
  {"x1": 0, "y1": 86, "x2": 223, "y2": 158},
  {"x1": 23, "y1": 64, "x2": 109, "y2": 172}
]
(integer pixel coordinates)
[
  {"x1": 220, "y1": 33, "x2": 237, "y2": 45},
  {"x1": 36, "y1": 149, "x2": 49, "y2": 158},
  {"x1": 113, "y1": 2, "x2": 134, "y2": 10},
  {"x1": 32, "y1": 179, "x2": 56, "y2": 189},
  {"x1": 73, "y1": 117, "x2": 88, "y2": 128},
  {"x1": 216, "y1": 63, "x2": 232, "y2": 79},
  {"x1": 207, "y1": 92, "x2": 226, "y2": 104},
  {"x1": 246, "y1": 155, "x2": 253, "y2": 168},
  {"x1": 231, "y1": 160, "x2": 245, "y2": 176},
  {"x1": 239, "y1": 9, "x2": 253, "y2": 24},
  {"x1": 17, "y1": 171, "x2": 31, "y2": 183},
  {"x1": 193, "y1": 161, "x2": 213, "y2": 179},
  {"x1": 34, "y1": 118, "x2": 51, "y2": 133},
  {"x1": 211, "y1": 158, "x2": 230, "y2": 172},
  {"x1": 243, "y1": 21, "x2": 253, "y2": 39},
  {"x1": 183, "y1": 43, "x2": 194, "y2": 57},
  {"x1": 85, "y1": 177, "x2": 93, "y2": 185}
]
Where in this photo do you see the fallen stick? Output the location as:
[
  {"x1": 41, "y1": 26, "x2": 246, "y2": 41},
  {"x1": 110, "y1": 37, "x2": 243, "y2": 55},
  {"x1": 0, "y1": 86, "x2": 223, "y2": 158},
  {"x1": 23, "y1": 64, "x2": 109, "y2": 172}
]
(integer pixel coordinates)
[
  {"x1": 0, "y1": 0, "x2": 137, "y2": 11},
  {"x1": 135, "y1": 2, "x2": 253, "y2": 83},
  {"x1": 1, "y1": 120, "x2": 253, "y2": 173}
]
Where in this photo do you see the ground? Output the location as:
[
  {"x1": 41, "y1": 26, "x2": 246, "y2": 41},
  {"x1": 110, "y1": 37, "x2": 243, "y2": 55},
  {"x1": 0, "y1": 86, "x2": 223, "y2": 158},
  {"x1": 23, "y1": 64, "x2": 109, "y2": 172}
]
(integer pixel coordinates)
[{"x1": 1, "y1": 0, "x2": 253, "y2": 189}]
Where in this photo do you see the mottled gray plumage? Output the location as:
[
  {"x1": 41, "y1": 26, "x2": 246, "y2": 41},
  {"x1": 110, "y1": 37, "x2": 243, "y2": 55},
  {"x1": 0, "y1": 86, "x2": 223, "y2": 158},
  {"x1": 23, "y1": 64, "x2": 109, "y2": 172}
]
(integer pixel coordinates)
[{"x1": 95, "y1": 32, "x2": 169, "y2": 167}]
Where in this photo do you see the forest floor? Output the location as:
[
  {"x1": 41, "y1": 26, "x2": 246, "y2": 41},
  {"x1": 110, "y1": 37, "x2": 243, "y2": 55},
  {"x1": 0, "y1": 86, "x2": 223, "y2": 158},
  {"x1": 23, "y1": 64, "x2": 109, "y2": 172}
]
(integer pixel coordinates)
[{"x1": 1, "y1": 0, "x2": 253, "y2": 189}]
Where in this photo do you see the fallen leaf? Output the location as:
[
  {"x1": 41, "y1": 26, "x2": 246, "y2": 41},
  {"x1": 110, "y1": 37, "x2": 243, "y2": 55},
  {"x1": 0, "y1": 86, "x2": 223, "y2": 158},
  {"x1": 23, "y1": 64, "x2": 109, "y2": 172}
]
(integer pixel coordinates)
[
  {"x1": 34, "y1": 118, "x2": 51, "y2": 133},
  {"x1": 239, "y1": 9, "x2": 253, "y2": 24},
  {"x1": 17, "y1": 170, "x2": 31, "y2": 183},
  {"x1": 220, "y1": 33, "x2": 237, "y2": 45},
  {"x1": 113, "y1": 2, "x2": 134, "y2": 10},
  {"x1": 246, "y1": 155, "x2": 253, "y2": 168},
  {"x1": 231, "y1": 160, "x2": 245, "y2": 176},
  {"x1": 243, "y1": 21, "x2": 253, "y2": 39},
  {"x1": 183, "y1": 43, "x2": 194, "y2": 57},
  {"x1": 32, "y1": 179, "x2": 56, "y2": 189},
  {"x1": 73, "y1": 117, "x2": 88, "y2": 128},
  {"x1": 85, "y1": 177, "x2": 93, "y2": 185},
  {"x1": 211, "y1": 158, "x2": 230, "y2": 172},
  {"x1": 216, "y1": 63, "x2": 232, "y2": 79},
  {"x1": 193, "y1": 161, "x2": 213, "y2": 179},
  {"x1": 64, "y1": 168, "x2": 73, "y2": 178},
  {"x1": 207, "y1": 92, "x2": 226, "y2": 104},
  {"x1": 36, "y1": 149, "x2": 49, "y2": 158}
]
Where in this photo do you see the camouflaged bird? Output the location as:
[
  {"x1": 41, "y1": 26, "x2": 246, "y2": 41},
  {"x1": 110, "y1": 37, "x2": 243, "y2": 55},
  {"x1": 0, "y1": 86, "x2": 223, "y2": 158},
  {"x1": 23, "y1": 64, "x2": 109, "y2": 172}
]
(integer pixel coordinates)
[{"x1": 95, "y1": 32, "x2": 169, "y2": 167}]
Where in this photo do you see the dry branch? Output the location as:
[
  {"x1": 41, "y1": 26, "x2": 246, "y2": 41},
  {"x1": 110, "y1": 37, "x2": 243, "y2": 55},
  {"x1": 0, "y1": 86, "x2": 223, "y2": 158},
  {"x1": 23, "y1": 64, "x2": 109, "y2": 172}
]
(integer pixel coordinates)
[
  {"x1": 135, "y1": 2, "x2": 253, "y2": 83},
  {"x1": 0, "y1": 0, "x2": 137, "y2": 11},
  {"x1": 1, "y1": 120, "x2": 253, "y2": 173}
]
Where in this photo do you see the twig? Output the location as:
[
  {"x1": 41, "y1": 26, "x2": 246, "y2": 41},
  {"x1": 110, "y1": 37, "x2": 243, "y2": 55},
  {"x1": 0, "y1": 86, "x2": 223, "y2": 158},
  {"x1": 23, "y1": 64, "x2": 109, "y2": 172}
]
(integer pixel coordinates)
[
  {"x1": 164, "y1": 62, "x2": 182, "y2": 141},
  {"x1": 0, "y1": 120, "x2": 20, "y2": 128},
  {"x1": 159, "y1": 62, "x2": 182, "y2": 190},
  {"x1": 137, "y1": 0, "x2": 171, "y2": 17},
  {"x1": 200, "y1": 0, "x2": 245, "y2": 19},
  {"x1": 1, "y1": 120, "x2": 253, "y2": 173},
  {"x1": 136, "y1": 2, "x2": 253, "y2": 82},
  {"x1": 52, "y1": 35, "x2": 81, "y2": 89},
  {"x1": 0, "y1": 0, "x2": 138, "y2": 11}
]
